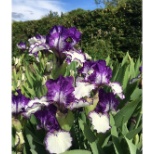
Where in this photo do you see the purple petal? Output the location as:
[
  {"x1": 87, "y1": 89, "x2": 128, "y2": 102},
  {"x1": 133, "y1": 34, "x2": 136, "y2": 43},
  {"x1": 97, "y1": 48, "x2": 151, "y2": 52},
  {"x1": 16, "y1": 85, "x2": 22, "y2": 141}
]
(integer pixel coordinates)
[
  {"x1": 95, "y1": 89, "x2": 119, "y2": 114},
  {"x1": 35, "y1": 104, "x2": 60, "y2": 131},
  {"x1": 46, "y1": 25, "x2": 81, "y2": 53},
  {"x1": 12, "y1": 90, "x2": 30, "y2": 115},
  {"x1": 17, "y1": 42, "x2": 27, "y2": 50},
  {"x1": 46, "y1": 76, "x2": 75, "y2": 107},
  {"x1": 46, "y1": 26, "x2": 68, "y2": 52},
  {"x1": 79, "y1": 60, "x2": 112, "y2": 85}
]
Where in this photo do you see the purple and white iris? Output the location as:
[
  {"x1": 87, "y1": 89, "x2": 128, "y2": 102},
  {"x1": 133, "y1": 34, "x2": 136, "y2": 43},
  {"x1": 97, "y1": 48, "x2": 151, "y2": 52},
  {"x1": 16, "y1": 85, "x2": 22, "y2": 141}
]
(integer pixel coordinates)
[
  {"x1": 46, "y1": 25, "x2": 81, "y2": 53},
  {"x1": 17, "y1": 42, "x2": 27, "y2": 50},
  {"x1": 45, "y1": 76, "x2": 96, "y2": 110},
  {"x1": 12, "y1": 90, "x2": 72, "y2": 154},
  {"x1": 28, "y1": 34, "x2": 50, "y2": 55},
  {"x1": 78, "y1": 60, "x2": 125, "y2": 99},
  {"x1": 89, "y1": 89, "x2": 120, "y2": 133},
  {"x1": 46, "y1": 25, "x2": 86, "y2": 64},
  {"x1": 35, "y1": 104, "x2": 72, "y2": 154},
  {"x1": 64, "y1": 49, "x2": 86, "y2": 65}
]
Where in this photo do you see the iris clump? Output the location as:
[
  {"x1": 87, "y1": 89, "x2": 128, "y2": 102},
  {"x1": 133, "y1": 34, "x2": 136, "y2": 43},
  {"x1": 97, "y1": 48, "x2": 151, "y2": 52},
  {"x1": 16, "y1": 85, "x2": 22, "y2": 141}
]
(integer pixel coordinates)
[{"x1": 12, "y1": 25, "x2": 142, "y2": 154}]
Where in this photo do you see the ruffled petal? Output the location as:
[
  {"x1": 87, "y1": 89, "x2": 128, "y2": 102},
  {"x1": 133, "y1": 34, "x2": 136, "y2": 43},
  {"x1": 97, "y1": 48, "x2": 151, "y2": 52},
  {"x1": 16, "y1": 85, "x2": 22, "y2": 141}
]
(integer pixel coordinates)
[
  {"x1": 28, "y1": 34, "x2": 50, "y2": 55},
  {"x1": 44, "y1": 130, "x2": 72, "y2": 154},
  {"x1": 67, "y1": 81, "x2": 95, "y2": 109},
  {"x1": 79, "y1": 60, "x2": 112, "y2": 85},
  {"x1": 46, "y1": 25, "x2": 81, "y2": 53},
  {"x1": 73, "y1": 81, "x2": 95, "y2": 99},
  {"x1": 35, "y1": 104, "x2": 59, "y2": 131},
  {"x1": 109, "y1": 82, "x2": 125, "y2": 99},
  {"x1": 46, "y1": 76, "x2": 75, "y2": 107},
  {"x1": 64, "y1": 49, "x2": 86, "y2": 65},
  {"x1": 23, "y1": 96, "x2": 49, "y2": 117},
  {"x1": 89, "y1": 112, "x2": 111, "y2": 133}
]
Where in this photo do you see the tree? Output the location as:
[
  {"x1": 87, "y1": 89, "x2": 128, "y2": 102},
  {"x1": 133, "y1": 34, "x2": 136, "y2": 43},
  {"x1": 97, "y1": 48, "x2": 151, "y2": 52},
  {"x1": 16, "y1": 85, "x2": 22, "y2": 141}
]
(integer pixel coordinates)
[{"x1": 95, "y1": 0, "x2": 127, "y2": 8}]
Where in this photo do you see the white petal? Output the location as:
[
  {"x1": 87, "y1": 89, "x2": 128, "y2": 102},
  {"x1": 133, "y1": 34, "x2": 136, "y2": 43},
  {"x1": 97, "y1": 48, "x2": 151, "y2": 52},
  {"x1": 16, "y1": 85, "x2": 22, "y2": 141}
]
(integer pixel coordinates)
[
  {"x1": 109, "y1": 82, "x2": 125, "y2": 99},
  {"x1": 45, "y1": 130, "x2": 72, "y2": 154},
  {"x1": 63, "y1": 50, "x2": 86, "y2": 64},
  {"x1": 85, "y1": 52, "x2": 92, "y2": 60},
  {"x1": 24, "y1": 97, "x2": 49, "y2": 117},
  {"x1": 28, "y1": 96, "x2": 49, "y2": 107},
  {"x1": 28, "y1": 37, "x2": 38, "y2": 44},
  {"x1": 74, "y1": 81, "x2": 95, "y2": 99},
  {"x1": 23, "y1": 103, "x2": 42, "y2": 117},
  {"x1": 89, "y1": 112, "x2": 111, "y2": 133},
  {"x1": 109, "y1": 82, "x2": 123, "y2": 93}
]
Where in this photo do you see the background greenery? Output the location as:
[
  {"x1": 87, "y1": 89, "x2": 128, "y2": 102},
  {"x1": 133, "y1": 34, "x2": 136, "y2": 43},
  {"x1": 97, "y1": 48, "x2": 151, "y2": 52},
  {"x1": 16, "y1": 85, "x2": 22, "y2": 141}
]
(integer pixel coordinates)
[{"x1": 12, "y1": 0, "x2": 142, "y2": 61}]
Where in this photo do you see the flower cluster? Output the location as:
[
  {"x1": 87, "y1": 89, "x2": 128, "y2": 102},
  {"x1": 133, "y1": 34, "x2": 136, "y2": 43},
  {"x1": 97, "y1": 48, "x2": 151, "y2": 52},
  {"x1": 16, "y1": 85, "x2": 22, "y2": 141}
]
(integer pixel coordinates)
[{"x1": 13, "y1": 25, "x2": 125, "y2": 154}]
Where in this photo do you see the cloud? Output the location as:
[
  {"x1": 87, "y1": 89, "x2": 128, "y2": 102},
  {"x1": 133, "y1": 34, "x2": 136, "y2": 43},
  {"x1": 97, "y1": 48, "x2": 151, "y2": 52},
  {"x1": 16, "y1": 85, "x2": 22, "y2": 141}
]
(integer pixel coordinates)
[
  {"x1": 12, "y1": 0, "x2": 66, "y2": 21},
  {"x1": 12, "y1": 12, "x2": 24, "y2": 19}
]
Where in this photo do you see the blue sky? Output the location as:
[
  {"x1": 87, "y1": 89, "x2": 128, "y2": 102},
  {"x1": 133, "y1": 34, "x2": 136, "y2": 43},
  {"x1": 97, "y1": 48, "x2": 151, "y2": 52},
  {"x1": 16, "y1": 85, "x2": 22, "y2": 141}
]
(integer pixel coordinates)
[{"x1": 12, "y1": 0, "x2": 100, "y2": 21}]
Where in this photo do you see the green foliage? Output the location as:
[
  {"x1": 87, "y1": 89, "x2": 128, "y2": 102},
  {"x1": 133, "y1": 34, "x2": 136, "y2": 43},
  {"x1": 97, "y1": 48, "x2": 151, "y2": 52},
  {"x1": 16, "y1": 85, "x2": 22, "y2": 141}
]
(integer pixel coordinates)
[
  {"x1": 57, "y1": 111, "x2": 75, "y2": 131},
  {"x1": 12, "y1": 0, "x2": 141, "y2": 61},
  {"x1": 12, "y1": 44, "x2": 142, "y2": 154}
]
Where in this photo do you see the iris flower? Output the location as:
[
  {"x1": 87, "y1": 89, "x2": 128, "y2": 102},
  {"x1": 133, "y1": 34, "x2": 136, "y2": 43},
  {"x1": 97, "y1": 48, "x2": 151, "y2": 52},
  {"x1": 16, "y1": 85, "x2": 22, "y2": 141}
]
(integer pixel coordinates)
[
  {"x1": 46, "y1": 76, "x2": 95, "y2": 110},
  {"x1": 28, "y1": 34, "x2": 50, "y2": 55},
  {"x1": 35, "y1": 104, "x2": 72, "y2": 154},
  {"x1": 46, "y1": 26, "x2": 81, "y2": 53},
  {"x1": 17, "y1": 42, "x2": 27, "y2": 50},
  {"x1": 46, "y1": 25, "x2": 86, "y2": 64},
  {"x1": 12, "y1": 90, "x2": 72, "y2": 153},
  {"x1": 89, "y1": 89, "x2": 119, "y2": 133}
]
